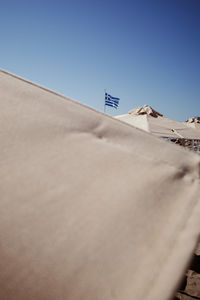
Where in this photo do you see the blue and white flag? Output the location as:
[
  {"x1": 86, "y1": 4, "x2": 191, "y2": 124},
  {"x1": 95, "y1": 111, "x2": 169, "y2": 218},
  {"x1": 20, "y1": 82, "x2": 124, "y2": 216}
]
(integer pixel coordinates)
[{"x1": 105, "y1": 93, "x2": 120, "y2": 109}]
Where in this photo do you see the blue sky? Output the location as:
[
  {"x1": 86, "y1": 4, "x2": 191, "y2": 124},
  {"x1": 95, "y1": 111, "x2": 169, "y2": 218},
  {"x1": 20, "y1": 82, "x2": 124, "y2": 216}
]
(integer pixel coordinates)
[{"x1": 0, "y1": 0, "x2": 199, "y2": 121}]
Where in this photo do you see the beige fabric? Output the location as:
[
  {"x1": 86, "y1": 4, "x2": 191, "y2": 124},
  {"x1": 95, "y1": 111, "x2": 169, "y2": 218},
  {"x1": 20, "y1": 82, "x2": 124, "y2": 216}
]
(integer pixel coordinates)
[
  {"x1": 116, "y1": 106, "x2": 200, "y2": 139},
  {"x1": 0, "y1": 69, "x2": 200, "y2": 300}
]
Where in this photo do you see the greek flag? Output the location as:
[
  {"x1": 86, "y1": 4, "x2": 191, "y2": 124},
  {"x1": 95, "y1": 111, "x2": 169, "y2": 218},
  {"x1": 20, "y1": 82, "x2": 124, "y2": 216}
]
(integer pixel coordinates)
[{"x1": 105, "y1": 93, "x2": 120, "y2": 109}]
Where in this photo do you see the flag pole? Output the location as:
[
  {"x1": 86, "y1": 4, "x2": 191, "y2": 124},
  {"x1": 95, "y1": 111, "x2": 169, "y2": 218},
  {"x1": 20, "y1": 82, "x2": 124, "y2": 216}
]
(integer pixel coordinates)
[{"x1": 104, "y1": 89, "x2": 106, "y2": 114}]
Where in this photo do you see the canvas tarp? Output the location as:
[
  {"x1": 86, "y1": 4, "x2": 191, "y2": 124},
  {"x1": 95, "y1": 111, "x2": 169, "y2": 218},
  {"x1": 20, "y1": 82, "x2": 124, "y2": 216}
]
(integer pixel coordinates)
[
  {"x1": 116, "y1": 106, "x2": 200, "y2": 140},
  {"x1": 0, "y1": 70, "x2": 200, "y2": 300}
]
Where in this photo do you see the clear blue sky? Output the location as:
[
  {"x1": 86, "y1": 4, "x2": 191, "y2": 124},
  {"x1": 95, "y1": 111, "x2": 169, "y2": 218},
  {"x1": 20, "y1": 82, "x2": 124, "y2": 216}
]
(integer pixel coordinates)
[{"x1": 0, "y1": 0, "x2": 199, "y2": 121}]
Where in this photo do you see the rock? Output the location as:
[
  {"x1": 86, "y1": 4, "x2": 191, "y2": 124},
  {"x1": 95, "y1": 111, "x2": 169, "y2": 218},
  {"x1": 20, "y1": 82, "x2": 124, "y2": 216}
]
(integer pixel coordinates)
[
  {"x1": 185, "y1": 270, "x2": 200, "y2": 297},
  {"x1": 175, "y1": 292, "x2": 198, "y2": 300}
]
